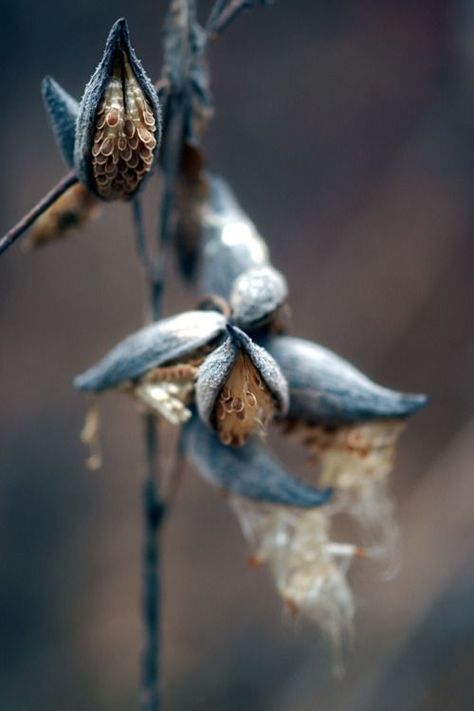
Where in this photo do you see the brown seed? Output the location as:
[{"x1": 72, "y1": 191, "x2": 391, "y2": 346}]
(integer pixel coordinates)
[
  {"x1": 124, "y1": 119, "x2": 136, "y2": 138},
  {"x1": 245, "y1": 392, "x2": 257, "y2": 408},
  {"x1": 100, "y1": 137, "x2": 114, "y2": 157},
  {"x1": 137, "y1": 126, "x2": 153, "y2": 143},
  {"x1": 106, "y1": 109, "x2": 119, "y2": 127},
  {"x1": 232, "y1": 397, "x2": 244, "y2": 413}
]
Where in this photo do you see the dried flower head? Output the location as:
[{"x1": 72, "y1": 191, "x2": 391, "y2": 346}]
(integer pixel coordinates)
[
  {"x1": 23, "y1": 183, "x2": 101, "y2": 251},
  {"x1": 196, "y1": 324, "x2": 288, "y2": 446}
]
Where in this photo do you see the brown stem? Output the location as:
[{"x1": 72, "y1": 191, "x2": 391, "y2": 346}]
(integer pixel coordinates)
[{"x1": 0, "y1": 171, "x2": 78, "y2": 256}]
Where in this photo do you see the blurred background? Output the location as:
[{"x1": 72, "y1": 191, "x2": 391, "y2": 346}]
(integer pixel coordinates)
[{"x1": 1, "y1": 0, "x2": 474, "y2": 709}]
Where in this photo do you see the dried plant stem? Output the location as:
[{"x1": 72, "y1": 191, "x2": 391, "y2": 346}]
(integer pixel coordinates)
[
  {"x1": 140, "y1": 413, "x2": 165, "y2": 711},
  {"x1": 0, "y1": 171, "x2": 78, "y2": 256}
]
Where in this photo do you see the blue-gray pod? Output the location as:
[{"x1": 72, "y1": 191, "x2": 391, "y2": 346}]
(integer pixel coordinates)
[
  {"x1": 183, "y1": 414, "x2": 331, "y2": 507},
  {"x1": 75, "y1": 310, "x2": 226, "y2": 393},
  {"x1": 45, "y1": 18, "x2": 160, "y2": 201},
  {"x1": 229, "y1": 265, "x2": 288, "y2": 331},
  {"x1": 262, "y1": 335, "x2": 428, "y2": 425},
  {"x1": 42, "y1": 76, "x2": 79, "y2": 168},
  {"x1": 200, "y1": 174, "x2": 270, "y2": 298},
  {"x1": 196, "y1": 324, "x2": 288, "y2": 446}
]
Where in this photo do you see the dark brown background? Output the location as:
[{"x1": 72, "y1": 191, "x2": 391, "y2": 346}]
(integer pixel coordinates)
[{"x1": 1, "y1": 1, "x2": 474, "y2": 709}]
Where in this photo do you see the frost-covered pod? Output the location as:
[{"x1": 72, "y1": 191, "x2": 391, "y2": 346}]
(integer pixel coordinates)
[
  {"x1": 75, "y1": 310, "x2": 227, "y2": 425},
  {"x1": 199, "y1": 174, "x2": 270, "y2": 298},
  {"x1": 263, "y1": 335, "x2": 428, "y2": 425},
  {"x1": 196, "y1": 324, "x2": 288, "y2": 446},
  {"x1": 74, "y1": 18, "x2": 161, "y2": 200},
  {"x1": 75, "y1": 310, "x2": 226, "y2": 392},
  {"x1": 183, "y1": 414, "x2": 331, "y2": 507},
  {"x1": 42, "y1": 76, "x2": 79, "y2": 168},
  {"x1": 229, "y1": 265, "x2": 288, "y2": 331}
]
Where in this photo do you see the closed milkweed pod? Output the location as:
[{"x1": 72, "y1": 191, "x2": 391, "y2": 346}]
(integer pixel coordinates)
[
  {"x1": 200, "y1": 174, "x2": 269, "y2": 298},
  {"x1": 229, "y1": 265, "x2": 289, "y2": 332}
]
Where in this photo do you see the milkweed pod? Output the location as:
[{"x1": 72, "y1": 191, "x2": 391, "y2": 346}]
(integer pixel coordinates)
[
  {"x1": 74, "y1": 18, "x2": 161, "y2": 200},
  {"x1": 196, "y1": 324, "x2": 288, "y2": 446},
  {"x1": 42, "y1": 76, "x2": 79, "y2": 168},
  {"x1": 183, "y1": 414, "x2": 332, "y2": 507},
  {"x1": 229, "y1": 265, "x2": 288, "y2": 331},
  {"x1": 200, "y1": 174, "x2": 269, "y2": 298},
  {"x1": 74, "y1": 310, "x2": 227, "y2": 392},
  {"x1": 263, "y1": 335, "x2": 428, "y2": 425}
]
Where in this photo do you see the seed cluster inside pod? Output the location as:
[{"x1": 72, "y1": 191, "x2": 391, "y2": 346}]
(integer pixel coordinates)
[
  {"x1": 91, "y1": 50, "x2": 157, "y2": 199},
  {"x1": 133, "y1": 363, "x2": 200, "y2": 425},
  {"x1": 215, "y1": 352, "x2": 275, "y2": 446}
]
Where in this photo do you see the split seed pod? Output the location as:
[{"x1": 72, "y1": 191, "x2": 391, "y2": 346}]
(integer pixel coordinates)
[
  {"x1": 43, "y1": 18, "x2": 162, "y2": 201},
  {"x1": 183, "y1": 414, "x2": 331, "y2": 507},
  {"x1": 200, "y1": 174, "x2": 269, "y2": 298},
  {"x1": 75, "y1": 18, "x2": 161, "y2": 200},
  {"x1": 75, "y1": 310, "x2": 226, "y2": 423},
  {"x1": 229, "y1": 265, "x2": 289, "y2": 332},
  {"x1": 196, "y1": 324, "x2": 288, "y2": 446}
]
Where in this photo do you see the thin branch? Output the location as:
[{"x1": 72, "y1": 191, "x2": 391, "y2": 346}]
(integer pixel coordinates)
[
  {"x1": 0, "y1": 171, "x2": 78, "y2": 256},
  {"x1": 206, "y1": 0, "x2": 269, "y2": 38}
]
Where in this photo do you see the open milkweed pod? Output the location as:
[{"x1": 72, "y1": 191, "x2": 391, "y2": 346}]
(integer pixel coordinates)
[
  {"x1": 74, "y1": 310, "x2": 226, "y2": 424},
  {"x1": 229, "y1": 497, "x2": 356, "y2": 675},
  {"x1": 183, "y1": 414, "x2": 331, "y2": 507},
  {"x1": 196, "y1": 324, "x2": 288, "y2": 446},
  {"x1": 229, "y1": 265, "x2": 289, "y2": 332},
  {"x1": 264, "y1": 335, "x2": 428, "y2": 562},
  {"x1": 200, "y1": 174, "x2": 269, "y2": 299},
  {"x1": 42, "y1": 76, "x2": 79, "y2": 168},
  {"x1": 74, "y1": 18, "x2": 161, "y2": 200}
]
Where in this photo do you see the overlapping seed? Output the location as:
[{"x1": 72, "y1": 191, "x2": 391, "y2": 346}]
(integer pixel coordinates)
[
  {"x1": 215, "y1": 352, "x2": 275, "y2": 447},
  {"x1": 92, "y1": 51, "x2": 157, "y2": 199}
]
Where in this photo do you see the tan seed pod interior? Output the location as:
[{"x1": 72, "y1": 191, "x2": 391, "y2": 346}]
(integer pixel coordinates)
[
  {"x1": 92, "y1": 50, "x2": 157, "y2": 199},
  {"x1": 215, "y1": 352, "x2": 275, "y2": 447}
]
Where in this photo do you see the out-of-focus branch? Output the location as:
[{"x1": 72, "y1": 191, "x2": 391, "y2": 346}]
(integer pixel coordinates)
[
  {"x1": 0, "y1": 171, "x2": 78, "y2": 256},
  {"x1": 206, "y1": 0, "x2": 271, "y2": 38}
]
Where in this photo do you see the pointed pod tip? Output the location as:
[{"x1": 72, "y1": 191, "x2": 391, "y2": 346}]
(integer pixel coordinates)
[
  {"x1": 400, "y1": 392, "x2": 429, "y2": 416},
  {"x1": 226, "y1": 323, "x2": 251, "y2": 349}
]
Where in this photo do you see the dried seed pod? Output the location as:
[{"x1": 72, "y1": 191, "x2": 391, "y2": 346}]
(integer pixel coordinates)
[
  {"x1": 263, "y1": 335, "x2": 428, "y2": 425},
  {"x1": 183, "y1": 414, "x2": 331, "y2": 508},
  {"x1": 42, "y1": 76, "x2": 79, "y2": 168},
  {"x1": 196, "y1": 324, "x2": 288, "y2": 446},
  {"x1": 229, "y1": 265, "x2": 289, "y2": 331},
  {"x1": 23, "y1": 183, "x2": 101, "y2": 251},
  {"x1": 74, "y1": 18, "x2": 161, "y2": 200},
  {"x1": 172, "y1": 143, "x2": 209, "y2": 281},
  {"x1": 74, "y1": 310, "x2": 226, "y2": 392},
  {"x1": 199, "y1": 174, "x2": 270, "y2": 298}
]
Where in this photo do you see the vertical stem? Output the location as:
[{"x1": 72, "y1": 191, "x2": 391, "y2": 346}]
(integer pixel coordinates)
[{"x1": 140, "y1": 414, "x2": 165, "y2": 711}]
